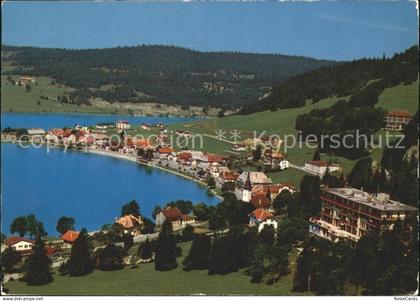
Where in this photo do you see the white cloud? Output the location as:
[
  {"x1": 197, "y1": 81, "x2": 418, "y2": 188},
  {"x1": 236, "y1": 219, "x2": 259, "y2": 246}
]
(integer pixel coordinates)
[{"x1": 315, "y1": 13, "x2": 414, "y2": 33}]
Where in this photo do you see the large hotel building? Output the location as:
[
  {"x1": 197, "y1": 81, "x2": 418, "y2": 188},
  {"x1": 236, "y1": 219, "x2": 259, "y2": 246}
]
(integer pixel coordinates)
[{"x1": 309, "y1": 187, "x2": 418, "y2": 243}]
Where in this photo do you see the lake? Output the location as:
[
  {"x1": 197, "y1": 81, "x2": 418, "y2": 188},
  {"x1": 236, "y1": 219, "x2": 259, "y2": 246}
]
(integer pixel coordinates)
[{"x1": 1, "y1": 113, "x2": 218, "y2": 236}]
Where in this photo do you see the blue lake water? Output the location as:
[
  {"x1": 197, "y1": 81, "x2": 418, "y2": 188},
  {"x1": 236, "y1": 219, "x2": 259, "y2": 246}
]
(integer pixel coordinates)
[
  {"x1": 1, "y1": 112, "x2": 197, "y2": 130},
  {"x1": 1, "y1": 113, "x2": 218, "y2": 236}
]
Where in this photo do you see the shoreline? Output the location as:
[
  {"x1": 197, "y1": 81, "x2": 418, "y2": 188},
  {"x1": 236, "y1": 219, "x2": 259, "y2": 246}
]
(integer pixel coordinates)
[{"x1": 1, "y1": 140, "x2": 222, "y2": 200}]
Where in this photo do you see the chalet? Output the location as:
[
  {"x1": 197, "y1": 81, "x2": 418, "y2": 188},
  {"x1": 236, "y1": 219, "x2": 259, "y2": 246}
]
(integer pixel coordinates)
[
  {"x1": 17, "y1": 76, "x2": 36, "y2": 84},
  {"x1": 304, "y1": 160, "x2": 341, "y2": 177},
  {"x1": 155, "y1": 206, "x2": 194, "y2": 229},
  {"x1": 249, "y1": 209, "x2": 278, "y2": 232},
  {"x1": 3, "y1": 237, "x2": 35, "y2": 254},
  {"x1": 384, "y1": 110, "x2": 412, "y2": 131},
  {"x1": 116, "y1": 120, "x2": 131, "y2": 130},
  {"x1": 61, "y1": 230, "x2": 79, "y2": 248},
  {"x1": 116, "y1": 214, "x2": 144, "y2": 235},
  {"x1": 45, "y1": 246, "x2": 62, "y2": 261},
  {"x1": 216, "y1": 171, "x2": 239, "y2": 189},
  {"x1": 155, "y1": 147, "x2": 175, "y2": 159}
]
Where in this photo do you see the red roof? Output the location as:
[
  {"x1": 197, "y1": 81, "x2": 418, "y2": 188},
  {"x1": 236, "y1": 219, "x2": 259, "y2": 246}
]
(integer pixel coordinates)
[
  {"x1": 134, "y1": 139, "x2": 150, "y2": 148},
  {"x1": 158, "y1": 147, "x2": 174, "y2": 154},
  {"x1": 181, "y1": 214, "x2": 194, "y2": 222},
  {"x1": 250, "y1": 208, "x2": 273, "y2": 221},
  {"x1": 387, "y1": 110, "x2": 412, "y2": 118},
  {"x1": 178, "y1": 152, "x2": 192, "y2": 161},
  {"x1": 45, "y1": 246, "x2": 60, "y2": 257},
  {"x1": 159, "y1": 207, "x2": 183, "y2": 221},
  {"x1": 4, "y1": 236, "x2": 34, "y2": 247},
  {"x1": 61, "y1": 230, "x2": 79, "y2": 243},
  {"x1": 207, "y1": 154, "x2": 228, "y2": 163},
  {"x1": 221, "y1": 171, "x2": 239, "y2": 181},
  {"x1": 250, "y1": 193, "x2": 271, "y2": 208}
]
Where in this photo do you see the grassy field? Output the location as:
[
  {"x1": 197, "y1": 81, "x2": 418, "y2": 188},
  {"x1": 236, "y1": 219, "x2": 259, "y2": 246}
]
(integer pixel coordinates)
[
  {"x1": 4, "y1": 241, "x2": 309, "y2": 296},
  {"x1": 376, "y1": 81, "x2": 419, "y2": 114},
  {"x1": 266, "y1": 168, "x2": 307, "y2": 188},
  {"x1": 1, "y1": 75, "x2": 121, "y2": 114}
]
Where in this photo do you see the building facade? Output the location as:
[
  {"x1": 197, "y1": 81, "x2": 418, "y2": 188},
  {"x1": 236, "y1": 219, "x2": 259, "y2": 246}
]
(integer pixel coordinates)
[
  {"x1": 384, "y1": 110, "x2": 412, "y2": 131},
  {"x1": 309, "y1": 187, "x2": 418, "y2": 243}
]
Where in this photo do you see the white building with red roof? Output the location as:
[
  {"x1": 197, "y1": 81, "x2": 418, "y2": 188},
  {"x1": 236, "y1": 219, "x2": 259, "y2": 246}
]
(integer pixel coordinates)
[
  {"x1": 384, "y1": 110, "x2": 413, "y2": 131},
  {"x1": 3, "y1": 236, "x2": 35, "y2": 254},
  {"x1": 116, "y1": 120, "x2": 131, "y2": 130},
  {"x1": 249, "y1": 209, "x2": 278, "y2": 232}
]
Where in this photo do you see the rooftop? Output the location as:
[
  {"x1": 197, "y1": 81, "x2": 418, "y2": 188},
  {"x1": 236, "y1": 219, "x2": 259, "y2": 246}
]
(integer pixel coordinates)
[
  {"x1": 323, "y1": 187, "x2": 418, "y2": 212},
  {"x1": 386, "y1": 110, "x2": 412, "y2": 118}
]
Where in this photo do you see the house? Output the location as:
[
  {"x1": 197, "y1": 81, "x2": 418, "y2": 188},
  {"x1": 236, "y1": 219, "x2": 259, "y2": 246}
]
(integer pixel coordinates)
[
  {"x1": 384, "y1": 110, "x2": 412, "y2": 131},
  {"x1": 206, "y1": 153, "x2": 229, "y2": 164},
  {"x1": 116, "y1": 214, "x2": 144, "y2": 234},
  {"x1": 61, "y1": 230, "x2": 79, "y2": 248},
  {"x1": 116, "y1": 120, "x2": 131, "y2": 130},
  {"x1": 249, "y1": 209, "x2": 278, "y2": 232},
  {"x1": 250, "y1": 192, "x2": 271, "y2": 210},
  {"x1": 45, "y1": 246, "x2": 62, "y2": 261},
  {"x1": 155, "y1": 206, "x2": 194, "y2": 229},
  {"x1": 141, "y1": 123, "x2": 151, "y2": 130},
  {"x1": 252, "y1": 183, "x2": 295, "y2": 200},
  {"x1": 216, "y1": 171, "x2": 239, "y2": 189},
  {"x1": 156, "y1": 147, "x2": 175, "y2": 159},
  {"x1": 178, "y1": 151, "x2": 193, "y2": 162},
  {"x1": 3, "y1": 237, "x2": 35, "y2": 254},
  {"x1": 309, "y1": 187, "x2": 418, "y2": 243},
  {"x1": 237, "y1": 172, "x2": 272, "y2": 187},
  {"x1": 304, "y1": 160, "x2": 341, "y2": 177},
  {"x1": 96, "y1": 122, "x2": 114, "y2": 130},
  {"x1": 27, "y1": 128, "x2": 46, "y2": 136},
  {"x1": 17, "y1": 76, "x2": 36, "y2": 84}
]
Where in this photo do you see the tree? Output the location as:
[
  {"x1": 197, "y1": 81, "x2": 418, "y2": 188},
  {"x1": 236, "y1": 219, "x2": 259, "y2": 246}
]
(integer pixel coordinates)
[
  {"x1": 208, "y1": 234, "x2": 239, "y2": 275},
  {"x1": 273, "y1": 190, "x2": 293, "y2": 214},
  {"x1": 166, "y1": 200, "x2": 193, "y2": 214},
  {"x1": 265, "y1": 244, "x2": 290, "y2": 284},
  {"x1": 221, "y1": 181, "x2": 235, "y2": 193},
  {"x1": 258, "y1": 225, "x2": 276, "y2": 247},
  {"x1": 66, "y1": 228, "x2": 95, "y2": 276},
  {"x1": 208, "y1": 205, "x2": 227, "y2": 231},
  {"x1": 183, "y1": 234, "x2": 211, "y2": 271},
  {"x1": 193, "y1": 203, "x2": 210, "y2": 221},
  {"x1": 300, "y1": 175, "x2": 321, "y2": 216},
  {"x1": 154, "y1": 220, "x2": 178, "y2": 271},
  {"x1": 277, "y1": 218, "x2": 308, "y2": 247},
  {"x1": 2, "y1": 248, "x2": 22, "y2": 273},
  {"x1": 139, "y1": 238, "x2": 153, "y2": 260},
  {"x1": 26, "y1": 215, "x2": 47, "y2": 239},
  {"x1": 249, "y1": 246, "x2": 265, "y2": 283},
  {"x1": 25, "y1": 84, "x2": 31, "y2": 92},
  {"x1": 181, "y1": 224, "x2": 195, "y2": 242},
  {"x1": 152, "y1": 205, "x2": 161, "y2": 219},
  {"x1": 142, "y1": 217, "x2": 155, "y2": 234},
  {"x1": 347, "y1": 157, "x2": 373, "y2": 191},
  {"x1": 56, "y1": 216, "x2": 75, "y2": 235},
  {"x1": 97, "y1": 243, "x2": 124, "y2": 271},
  {"x1": 23, "y1": 237, "x2": 52, "y2": 286},
  {"x1": 312, "y1": 149, "x2": 321, "y2": 161},
  {"x1": 10, "y1": 216, "x2": 27, "y2": 237},
  {"x1": 122, "y1": 233, "x2": 134, "y2": 249},
  {"x1": 253, "y1": 145, "x2": 263, "y2": 162},
  {"x1": 121, "y1": 200, "x2": 141, "y2": 217}
]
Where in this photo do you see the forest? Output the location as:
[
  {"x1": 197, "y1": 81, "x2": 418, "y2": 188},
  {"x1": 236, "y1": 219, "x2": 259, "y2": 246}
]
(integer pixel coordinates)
[
  {"x1": 240, "y1": 46, "x2": 418, "y2": 114},
  {"x1": 2, "y1": 45, "x2": 332, "y2": 109}
]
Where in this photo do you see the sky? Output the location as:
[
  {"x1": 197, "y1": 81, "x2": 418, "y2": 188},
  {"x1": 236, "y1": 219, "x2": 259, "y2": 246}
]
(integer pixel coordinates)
[{"x1": 1, "y1": 1, "x2": 418, "y2": 61}]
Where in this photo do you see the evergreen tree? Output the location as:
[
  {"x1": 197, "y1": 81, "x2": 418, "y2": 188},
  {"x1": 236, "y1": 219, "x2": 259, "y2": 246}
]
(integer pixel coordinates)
[
  {"x1": 154, "y1": 220, "x2": 178, "y2": 271},
  {"x1": 10, "y1": 216, "x2": 28, "y2": 237},
  {"x1": 56, "y1": 216, "x2": 76, "y2": 235},
  {"x1": 265, "y1": 244, "x2": 290, "y2": 284},
  {"x1": 258, "y1": 225, "x2": 276, "y2": 247},
  {"x1": 208, "y1": 234, "x2": 239, "y2": 275},
  {"x1": 24, "y1": 237, "x2": 52, "y2": 286},
  {"x1": 122, "y1": 233, "x2": 134, "y2": 249},
  {"x1": 2, "y1": 248, "x2": 22, "y2": 273},
  {"x1": 273, "y1": 190, "x2": 293, "y2": 214},
  {"x1": 193, "y1": 202, "x2": 210, "y2": 221},
  {"x1": 300, "y1": 175, "x2": 321, "y2": 216},
  {"x1": 312, "y1": 149, "x2": 321, "y2": 161},
  {"x1": 183, "y1": 234, "x2": 211, "y2": 271},
  {"x1": 249, "y1": 246, "x2": 265, "y2": 283},
  {"x1": 181, "y1": 224, "x2": 195, "y2": 242},
  {"x1": 66, "y1": 228, "x2": 95, "y2": 276},
  {"x1": 121, "y1": 200, "x2": 141, "y2": 217},
  {"x1": 138, "y1": 238, "x2": 153, "y2": 260},
  {"x1": 97, "y1": 243, "x2": 124, "y2": 271}
]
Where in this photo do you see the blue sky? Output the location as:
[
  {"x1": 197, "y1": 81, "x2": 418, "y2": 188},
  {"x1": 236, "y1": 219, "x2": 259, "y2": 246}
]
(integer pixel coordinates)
[{"x1": 2, "y1": 1, "x2": 418, "y2": 60}]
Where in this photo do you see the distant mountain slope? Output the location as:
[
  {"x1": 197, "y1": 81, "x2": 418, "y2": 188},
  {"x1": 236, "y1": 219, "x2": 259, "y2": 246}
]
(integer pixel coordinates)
[
  {"x1": 1, "y1": 45, "x2": 333, "y2": 109},
  {"x1": 240, "y1": 46, "x2": 418, "y2": 114}
]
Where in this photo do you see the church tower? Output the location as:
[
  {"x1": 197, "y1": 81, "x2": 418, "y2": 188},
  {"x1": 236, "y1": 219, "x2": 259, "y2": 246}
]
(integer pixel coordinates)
[{"x1": 242, "y1": 172, "x2": 252, "y2": 202}]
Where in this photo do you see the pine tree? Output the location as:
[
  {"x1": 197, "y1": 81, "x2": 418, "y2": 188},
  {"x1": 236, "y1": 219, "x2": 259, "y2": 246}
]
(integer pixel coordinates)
[
  {"x1": 66, "y1": 228, "x2": 95, "y2": 276},
  {"x1": 183, "y1": 234, "x2": 211, "y2": 271},
  {"x1": 24, "y1": 237, "x2": 52, "y2": 286},
  {"x1": 154, "y1": 220, "x2": 178, "y2": 271},
  {"x1": 2, "y1": 248, "x2": 22, "y2": 273},
  {"x1": 312, "y1": 149, "x2": 321, "y2": 161},
  {"x1": 97, "y1": 243, "x2": 124, "y2": 271},
  {"x1": 249, "y1": 246, "x2": 265, "y2": 283},
  {"x1": 208, "y1": 235, "x2": 238, "y2": 275},
  {"x1": 139, "y1": 238, "x2": 153, "y2": 260}
]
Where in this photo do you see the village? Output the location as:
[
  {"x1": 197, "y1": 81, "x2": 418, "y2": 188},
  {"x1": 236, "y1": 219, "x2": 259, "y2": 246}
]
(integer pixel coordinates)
[{"x1": 1, "y1": 115, "x2": 417, "y2": 288}]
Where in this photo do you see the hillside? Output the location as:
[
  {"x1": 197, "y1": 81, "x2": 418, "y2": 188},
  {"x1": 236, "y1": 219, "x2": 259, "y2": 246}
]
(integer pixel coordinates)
[
  {"x1": 241, "y1": 46, "x2": 418, "y2": 114},
  {"x1": 1, "y1": 45, "x2": 333, "y2": 110}
]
